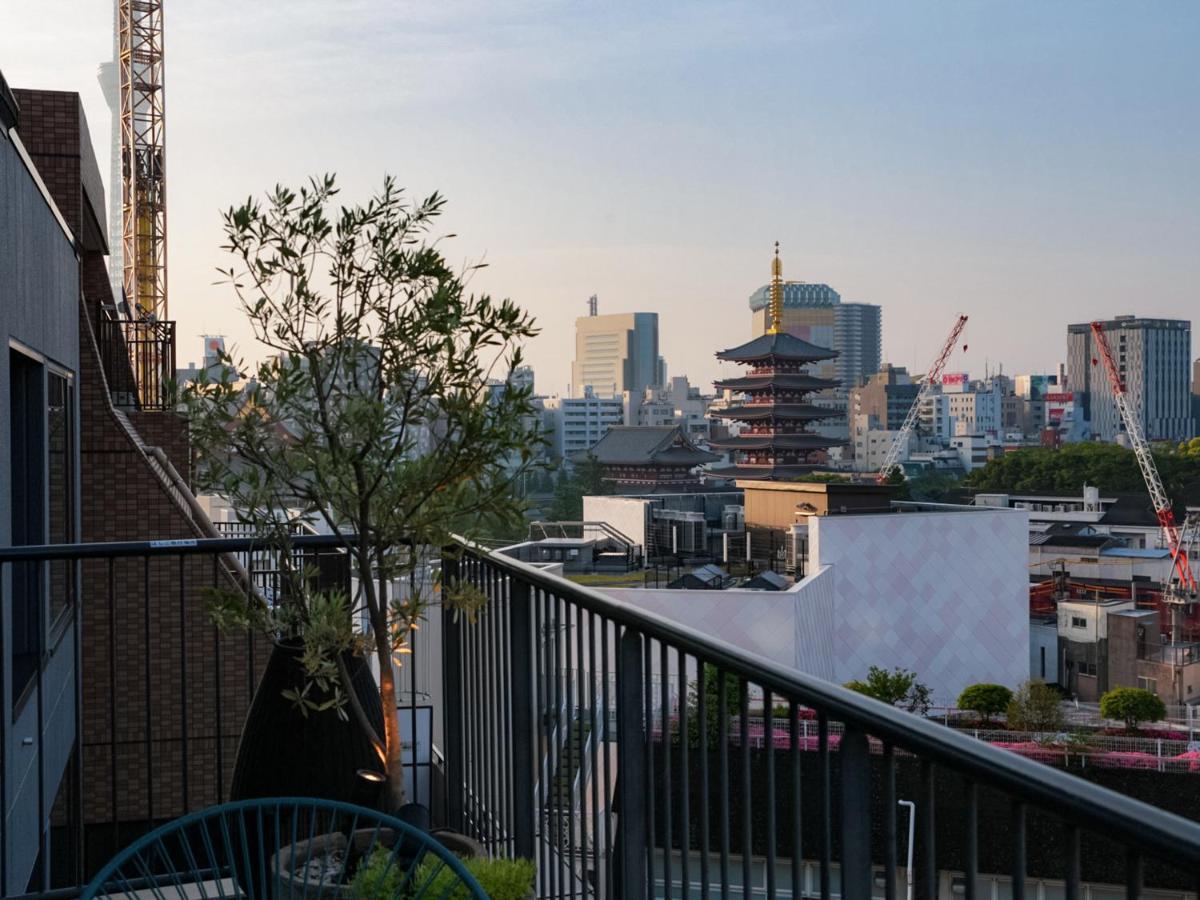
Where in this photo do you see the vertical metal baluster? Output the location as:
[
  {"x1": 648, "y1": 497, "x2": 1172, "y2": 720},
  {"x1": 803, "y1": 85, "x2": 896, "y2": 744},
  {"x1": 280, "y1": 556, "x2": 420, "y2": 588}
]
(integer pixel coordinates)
[
  {"x1": 741, "y1": 679, "x2": 752, "y2": 900},
  {"x1": 679, "y1": 649, "x2": 691, "y2": 898},
  {"x1": 575, "y1": 600, "x2": 587, "y2": 892},
  {"x1": 964, "y1": 780, "x2": 978, "y2": 900},
  {"x1": 616, "y1": 629, "x2": 647, "y2": 899},
  {"x1": 143, "y1": 555, "x2": 154, "y2": 828},
  {"x1": 488, "y1": 565, "x2": 501, "y2": 850},
  {"x1": 442, "y1": 553, "x2": 465, "y2": 833},
  {"x1": 472, "y1": 556, "x2": 485, "y2": 840},
  {"x1": 884, "y1": 744, "x2": 897, "y2": 900},
  {"x1": 765, "y1": 696, "x2": 776, "y2": 899},
  {"x1": 661, "y1": 642, "x2": 673, "y2": 898},
  {"x1": 645, "y1": 638, "x2": 656, "y2": 898},
  {"x1": 719, "y1": 670, "x2": 730, "y2": 900},
  {"x1": 534, "y1": 588, "x2": 548, "y2": 894},
  {"x1": 921, "y1": 761, "x2": 936, "y2": 900},
  {"x1": 590, "y1": 610, "x2": 602, "y2": 897},
  {"x1": 510, "y1": 576, "x2": 535, "y2": 859},
  {"x1": 212, "y1": 555, "x2": 224, "y2": 802},
  {"x1": 819, "y1": 713, "x2": 831, "y2": 900},
  {"x1": 1011, "y1": 802, "x2": 1025, "y2": 900},
  {"x1": 602, "y1": 618, "x2": 615, "y2": 900},
  {"x1": 554, "y1": 594, "x2": 565, "y2": 897},
  {"x1": 567, "y1": 601, "x2": 578, "y2": 893},
  {"x1": 1125, "y1": 850, "x2": 1142, "y2": 900},
  {"x1": 178, "y1": 555, "x2": 189, "y2": 811},
  {"x1": 698, "y1": 660, "x2": 710, "y2": 900},
  {"x1": 1065, "y1": 824, "x2": 1080, "y2": 900},
  {"x1": 503, "y1": 571, "x2": 516, "y2": 855},
  {"x1": 791, "y1": 701, "x2": 802, "y2": 900},
  {"x1": 840, "y1": 724, "x2": 871, "y2": 900},
  {"x1": 462, "y1": 557, "x2": 475, "y2": 837},
  {"x1": 109, "y1": 557, "x2": 120, "y2": 855}
]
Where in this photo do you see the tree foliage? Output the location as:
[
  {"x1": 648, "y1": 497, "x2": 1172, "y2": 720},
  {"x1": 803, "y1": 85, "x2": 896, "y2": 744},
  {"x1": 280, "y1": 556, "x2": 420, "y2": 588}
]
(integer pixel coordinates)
[
  {"x1": 183, "y1": 175, "x2": 541, "y2": 808},
  {"x1": 546, "y1": 454, "x2": 609, "y2": 521},
  {"x1": 964, "y1": 442, "x2": 1200, "y2": 506},
  {"x1": 688, "y1": 663, "x2": 743, "y2": 747},
  {"x1": 956, "y1": 683, "x2": 1013, "y2": 724},
  {"x1": 845, "y1": 666, "x2": 932, "y2": 715},
  {"x1": 1099, "y1": 687, "x2": 1167, "y2": 733},
  {"x1": 1004, "y1": 680, "x2": 1064, "y2": 733}
]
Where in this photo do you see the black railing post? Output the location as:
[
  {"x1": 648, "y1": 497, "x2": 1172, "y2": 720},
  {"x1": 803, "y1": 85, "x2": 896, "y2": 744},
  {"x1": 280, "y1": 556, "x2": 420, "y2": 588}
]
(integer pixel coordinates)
[
  {"x1": 840, "y1": 724, "x2": 872, "y2": 900},
  {"x1": 616, "y1": 628, "x2": 647, "y2": 898},
  {"x1": 509, "y1": 577, "x2": 536, "y2": 859},
  {"x1": 442, "y1": 552, "x2": 466, "y2": 833}
]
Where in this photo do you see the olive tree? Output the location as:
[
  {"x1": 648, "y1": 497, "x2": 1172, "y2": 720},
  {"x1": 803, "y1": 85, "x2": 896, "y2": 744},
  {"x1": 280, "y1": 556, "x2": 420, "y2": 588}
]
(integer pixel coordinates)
[{"x1": 183, "y1": 175, "x2": 541, "y2": 811}]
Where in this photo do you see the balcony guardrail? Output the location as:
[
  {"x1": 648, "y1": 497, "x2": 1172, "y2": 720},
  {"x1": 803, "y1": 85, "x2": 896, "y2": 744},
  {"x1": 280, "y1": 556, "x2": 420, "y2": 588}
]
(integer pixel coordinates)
[
  {"x1": 96, "y1": 310, "x2": 176, "y2": 411},
  {"x1": 441, "y1": 542, "x2": 1200, "y2": 899},
  {"x1": 0, "y1": 533, "x2": 349, "y2": 893}
]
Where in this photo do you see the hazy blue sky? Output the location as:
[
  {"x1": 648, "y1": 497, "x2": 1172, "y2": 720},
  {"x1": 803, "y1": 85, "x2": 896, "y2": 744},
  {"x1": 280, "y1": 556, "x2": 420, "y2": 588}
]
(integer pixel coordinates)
[{"x1": 4, "y1": 2, "x2": 1198, "y2": 394}]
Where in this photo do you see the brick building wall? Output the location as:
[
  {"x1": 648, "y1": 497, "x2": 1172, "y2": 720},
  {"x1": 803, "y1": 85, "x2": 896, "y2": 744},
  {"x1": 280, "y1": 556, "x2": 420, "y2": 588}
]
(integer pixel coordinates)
[{"x1": 15, "y1": 89, "x2": 268, "y2": 853}]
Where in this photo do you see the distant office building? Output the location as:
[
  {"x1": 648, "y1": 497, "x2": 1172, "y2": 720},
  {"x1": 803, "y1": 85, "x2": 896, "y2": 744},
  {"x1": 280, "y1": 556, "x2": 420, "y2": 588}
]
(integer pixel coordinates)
[
  {"x1": 543, "y1": 387, "x2": 628, "y2": 459},
  {"x1": 1067, "y1": 317, "x2": 1194, "y2": 442},
  {"x1": 571, "y1": 309, "x2": 660, "y2": 398},
  {"x1": 748, "y1": 282, "x2": 881, "y2": 389},
  {"x1": 1193, "y1": 358, "x2": 1200, "y2": 432},
  {"x1": 850, "y1": 364, "x2": 919, "y2": 432},
  {"x1": 176, "y1": 335, "x2": 233, "y2": 385}
]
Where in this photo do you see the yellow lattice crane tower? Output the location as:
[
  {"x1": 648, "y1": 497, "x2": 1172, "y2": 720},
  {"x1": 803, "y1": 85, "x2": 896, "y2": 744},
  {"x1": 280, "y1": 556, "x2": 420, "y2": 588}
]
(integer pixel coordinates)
[{"x1": 119, "y1": 0, "x2": 167, "y2": 320}]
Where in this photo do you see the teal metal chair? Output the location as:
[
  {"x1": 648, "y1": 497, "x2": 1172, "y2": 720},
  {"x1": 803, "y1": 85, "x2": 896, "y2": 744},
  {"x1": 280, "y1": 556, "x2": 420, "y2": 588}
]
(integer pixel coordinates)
[{"x1": 83, "y1": 797, "x2": 487, "y2": 898}]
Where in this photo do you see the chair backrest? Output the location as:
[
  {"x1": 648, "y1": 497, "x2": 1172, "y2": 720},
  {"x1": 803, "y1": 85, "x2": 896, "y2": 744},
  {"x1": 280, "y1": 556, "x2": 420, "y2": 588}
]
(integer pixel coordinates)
[{"x1": 83, "y1": 796, "x2": 487, "y2": 899}]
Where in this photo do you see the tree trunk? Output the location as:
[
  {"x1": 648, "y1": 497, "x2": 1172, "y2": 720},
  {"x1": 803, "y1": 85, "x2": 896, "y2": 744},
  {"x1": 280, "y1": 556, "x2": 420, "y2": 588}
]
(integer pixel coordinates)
[{"x1": 379, "y1": 661, "x2": 407, "y2": 811}]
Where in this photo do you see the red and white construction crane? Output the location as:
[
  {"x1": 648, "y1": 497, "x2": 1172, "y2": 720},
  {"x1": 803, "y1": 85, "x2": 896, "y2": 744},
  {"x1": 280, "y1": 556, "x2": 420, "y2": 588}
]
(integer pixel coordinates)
[
  {"x1": 1089, "y1": 322, "x2": 1197, "y2": 614},
  {"x1": 876, "y1": 315, "x2": 969, "y2": 485}
]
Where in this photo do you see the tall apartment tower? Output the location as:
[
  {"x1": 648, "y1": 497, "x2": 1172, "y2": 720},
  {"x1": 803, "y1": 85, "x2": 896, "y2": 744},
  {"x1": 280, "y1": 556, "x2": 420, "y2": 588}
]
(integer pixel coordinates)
[
  {"x1": 1067, "y1": 317, "x2": 1194, "y2": 442},
  {"x1": 748, "y1": 282, "x2": 881, "y2": 389},
  {"x1": 571, "y1": 310, "x2": 660, "y2": 398}
]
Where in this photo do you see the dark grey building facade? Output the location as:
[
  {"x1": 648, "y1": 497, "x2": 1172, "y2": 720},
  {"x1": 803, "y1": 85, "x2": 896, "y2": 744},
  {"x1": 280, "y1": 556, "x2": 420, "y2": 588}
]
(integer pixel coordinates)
[
  {"x1": 0, "y1": 73, "x2": 85, "y2": 892},
  {"x1": 1067, "y1": 317, "x2": 1194, "y2": 442}
]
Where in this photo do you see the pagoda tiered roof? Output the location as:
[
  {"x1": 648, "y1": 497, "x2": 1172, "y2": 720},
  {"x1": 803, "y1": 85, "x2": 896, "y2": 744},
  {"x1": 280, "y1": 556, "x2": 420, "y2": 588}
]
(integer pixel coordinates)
[
  {"x1": 715, "y1": 331, "x2": 839, "y2": 364},
  {"x1": 710, "y1": 403, "x2": 834, "y2": 422},
  {"x1": 713, "y1": 372, "x2": 838, "y2": 393},
  {"x1": 708, "y1": 433, "x2": 843, "y2": 452}
]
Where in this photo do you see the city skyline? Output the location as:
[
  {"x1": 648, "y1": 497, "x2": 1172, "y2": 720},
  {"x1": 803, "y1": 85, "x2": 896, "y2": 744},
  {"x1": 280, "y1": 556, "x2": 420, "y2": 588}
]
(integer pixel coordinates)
[{"x1": 3, "y1": 1, "x2": 1198, "y2": 394}]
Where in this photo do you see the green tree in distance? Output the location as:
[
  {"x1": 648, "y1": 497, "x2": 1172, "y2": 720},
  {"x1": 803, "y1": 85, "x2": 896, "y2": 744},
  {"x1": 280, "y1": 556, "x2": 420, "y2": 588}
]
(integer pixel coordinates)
[
  {"x1": 1100, "y1": 687, "x2": 1167, "y2": 733},
  {"x1": 845, "y1": 666, "x2": 932, "y2": 715}
]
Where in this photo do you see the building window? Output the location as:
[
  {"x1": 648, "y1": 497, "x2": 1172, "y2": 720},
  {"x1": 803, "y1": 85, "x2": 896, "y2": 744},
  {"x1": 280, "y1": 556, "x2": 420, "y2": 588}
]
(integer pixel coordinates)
[
  {"x1": 47, "y1": 372, "x2": 75, "y2": 627},
  {"x1": 10, "y1": 349, "x2": 45, "y2": 709},
  {"x1": 1137, "y1": 677, "x2": 1157, "y2": 693},
  {"x1": 1071, "y1": 616, "x2": 1087, "y2": 628}
]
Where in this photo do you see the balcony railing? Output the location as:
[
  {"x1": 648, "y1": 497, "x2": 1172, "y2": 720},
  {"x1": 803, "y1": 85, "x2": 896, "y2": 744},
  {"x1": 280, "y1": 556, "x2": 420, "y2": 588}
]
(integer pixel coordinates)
[
  {"x1": 96, "y1": 310, "x2": 176, "y2": 411},
  {"x1": 441, "y1": 543, "x2": 1200, "y2": 899},
  {"x1": 0, "y1": 534, "x2": 349, "y2": 894},
  {"x1": 6, "y1": 534, "x2": 1200, "y2": 897}
]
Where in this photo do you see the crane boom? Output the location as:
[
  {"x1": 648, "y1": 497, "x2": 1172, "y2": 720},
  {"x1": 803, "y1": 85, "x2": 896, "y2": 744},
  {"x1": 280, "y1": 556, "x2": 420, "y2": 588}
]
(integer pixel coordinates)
[
  {"x1": 877, "y1": 315, "x2": 968, "y2": 484},
  {"x1": 1089, "y1": 321, "x2": 1196, "y2": 592}
]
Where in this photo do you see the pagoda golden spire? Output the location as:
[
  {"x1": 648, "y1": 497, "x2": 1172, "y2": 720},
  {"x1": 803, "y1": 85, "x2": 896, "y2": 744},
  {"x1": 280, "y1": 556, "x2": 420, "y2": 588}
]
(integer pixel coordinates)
[{"x1": 767, "y1": 241, "x2": 784, "y2": 334}]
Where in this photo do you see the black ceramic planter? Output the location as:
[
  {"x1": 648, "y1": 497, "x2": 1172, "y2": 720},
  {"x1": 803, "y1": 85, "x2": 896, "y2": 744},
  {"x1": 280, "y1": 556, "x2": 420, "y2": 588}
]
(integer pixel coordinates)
[{"x1": 230, "y1": 641, "x2": 388, "y2": 803}]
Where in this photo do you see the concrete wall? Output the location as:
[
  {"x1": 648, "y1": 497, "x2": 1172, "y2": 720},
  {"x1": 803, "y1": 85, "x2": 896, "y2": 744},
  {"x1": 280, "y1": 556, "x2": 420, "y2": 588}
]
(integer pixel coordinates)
[
  {"x1": 0, "y1": 98, "x2": 82, "y2": 894},
  {"x1": 583, "y1": 495, "x2": 651, "y2": 548},
  {"x1": 598, "y1": 566, "x2": 837, "y2": 682}
]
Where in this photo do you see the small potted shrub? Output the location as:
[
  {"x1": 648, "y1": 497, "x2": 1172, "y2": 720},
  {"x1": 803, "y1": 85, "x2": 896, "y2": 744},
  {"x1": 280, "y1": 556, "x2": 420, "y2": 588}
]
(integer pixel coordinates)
[{"x1": 409, "y1": 855, "x2": 536, "y2": 900}]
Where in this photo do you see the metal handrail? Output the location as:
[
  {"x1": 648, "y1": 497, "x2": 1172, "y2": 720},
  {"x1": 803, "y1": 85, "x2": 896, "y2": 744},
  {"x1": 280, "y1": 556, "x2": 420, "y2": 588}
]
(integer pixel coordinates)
[
  {"x1": 466, "y1": 540, "x2": 1200, "y2": 868},
  {"x1": 0, "y1": 532, "x2": 353, "y2": 562}
]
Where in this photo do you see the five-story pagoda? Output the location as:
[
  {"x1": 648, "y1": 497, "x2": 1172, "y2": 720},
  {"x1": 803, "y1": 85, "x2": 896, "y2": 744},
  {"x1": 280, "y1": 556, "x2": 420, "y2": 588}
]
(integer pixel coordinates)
[{"x1": 710, "y1": 244, "x2": 844, "y2": 479}]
